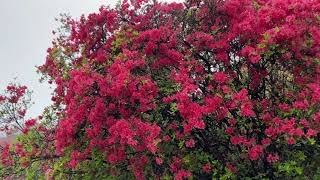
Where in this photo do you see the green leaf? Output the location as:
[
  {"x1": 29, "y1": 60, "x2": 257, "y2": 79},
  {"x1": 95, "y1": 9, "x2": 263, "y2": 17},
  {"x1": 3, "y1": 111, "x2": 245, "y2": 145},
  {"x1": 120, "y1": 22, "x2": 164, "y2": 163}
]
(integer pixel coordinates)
[
  {"x1": 178, "y1": 140, "x2": 185, "y2": 149},
  {"x1": 308, "y1": 138, "x2": 316, "y2": 145},
  {"x1": 296, "y1": 167, "x2": 303, "y2": 175},
  {"x1": 170, "y1": 103, "x2": 178, "y2": 112}
]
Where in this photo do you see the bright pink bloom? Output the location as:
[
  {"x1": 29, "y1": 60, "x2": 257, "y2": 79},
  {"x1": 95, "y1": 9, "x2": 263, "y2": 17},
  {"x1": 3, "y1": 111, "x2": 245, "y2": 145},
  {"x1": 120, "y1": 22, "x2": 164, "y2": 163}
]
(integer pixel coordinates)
[
  {"x1": 267, "y1": 153, "x2": 279, "y2": 164},
  {"x1": 185, "y1": 139, "x2": 195, "y2": 148},
  {"x1": 248, "y1": 145, "x2": 263, "y2": 161},
  {"x1": 202, "y1": 163, "x2": 211, "y2": 173},
  {"x1": 156, "y1": 157, "x2": 163, "y2": 165}
]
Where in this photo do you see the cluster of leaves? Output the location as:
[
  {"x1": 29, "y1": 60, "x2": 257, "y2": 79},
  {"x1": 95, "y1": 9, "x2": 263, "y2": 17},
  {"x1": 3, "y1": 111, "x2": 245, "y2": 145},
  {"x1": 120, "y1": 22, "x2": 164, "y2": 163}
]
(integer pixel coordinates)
[{"x1": 1, "y1": 0, "x2": 320, "y2": 179}]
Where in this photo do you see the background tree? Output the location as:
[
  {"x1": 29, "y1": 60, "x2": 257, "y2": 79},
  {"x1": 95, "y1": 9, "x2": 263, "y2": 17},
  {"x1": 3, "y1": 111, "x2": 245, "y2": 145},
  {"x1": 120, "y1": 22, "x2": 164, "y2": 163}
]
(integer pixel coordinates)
[{"x1": 0, "y1": 82, "x2": 32, "y2": 135}]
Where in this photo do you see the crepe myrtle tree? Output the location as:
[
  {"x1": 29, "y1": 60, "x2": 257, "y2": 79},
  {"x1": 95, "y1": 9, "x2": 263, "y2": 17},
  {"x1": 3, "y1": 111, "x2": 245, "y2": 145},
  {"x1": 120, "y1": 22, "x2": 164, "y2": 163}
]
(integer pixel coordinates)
[{"x1": 1, "y1": 0, "x2": 320, "y2": 179}]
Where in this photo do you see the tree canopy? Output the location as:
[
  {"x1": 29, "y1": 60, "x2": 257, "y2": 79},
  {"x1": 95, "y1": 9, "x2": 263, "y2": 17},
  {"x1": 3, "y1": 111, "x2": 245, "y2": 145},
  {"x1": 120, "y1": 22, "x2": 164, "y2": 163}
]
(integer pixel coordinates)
[{"x1": 1, "y1": 0, "x2": 320, "y2": 179}]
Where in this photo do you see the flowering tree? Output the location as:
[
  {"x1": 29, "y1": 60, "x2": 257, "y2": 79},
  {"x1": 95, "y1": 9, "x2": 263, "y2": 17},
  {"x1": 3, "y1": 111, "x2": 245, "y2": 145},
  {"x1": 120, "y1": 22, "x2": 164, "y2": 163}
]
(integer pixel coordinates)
[
  {"x1": 1, "y1": 0, "x2": 320, "y2": 179},
  {"x1": 0, "y1": 83, "x2": 32, "y2": 135}
]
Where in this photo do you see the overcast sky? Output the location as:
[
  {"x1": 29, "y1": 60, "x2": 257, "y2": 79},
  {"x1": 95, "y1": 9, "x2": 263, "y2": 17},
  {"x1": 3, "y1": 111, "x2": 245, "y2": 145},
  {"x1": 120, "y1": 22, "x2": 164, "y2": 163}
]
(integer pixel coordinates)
[{"x1": 0, "y1": 0, "x2": 180, "y2": 119}]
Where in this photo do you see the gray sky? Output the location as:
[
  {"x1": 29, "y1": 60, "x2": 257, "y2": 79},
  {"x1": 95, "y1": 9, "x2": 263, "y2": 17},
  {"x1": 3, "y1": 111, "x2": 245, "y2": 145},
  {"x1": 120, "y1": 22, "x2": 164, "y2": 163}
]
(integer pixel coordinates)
[{"x1": 0, "y1": 0, "x2": 180, "y2": 119}]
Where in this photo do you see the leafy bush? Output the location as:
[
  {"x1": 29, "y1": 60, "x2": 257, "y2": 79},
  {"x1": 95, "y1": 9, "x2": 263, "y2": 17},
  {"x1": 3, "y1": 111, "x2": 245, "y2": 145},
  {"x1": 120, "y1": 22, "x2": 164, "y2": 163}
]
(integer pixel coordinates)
[{"x1": 1, "y1": 0, "x2": 320, "y2": 179}]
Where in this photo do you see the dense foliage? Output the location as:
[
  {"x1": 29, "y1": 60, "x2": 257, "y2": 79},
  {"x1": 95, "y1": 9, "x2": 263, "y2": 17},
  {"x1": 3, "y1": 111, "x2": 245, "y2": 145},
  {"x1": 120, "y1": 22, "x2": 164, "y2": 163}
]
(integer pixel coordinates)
[{"x1": 1, "y1": 0, "x2": 320, "y2": 179}]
